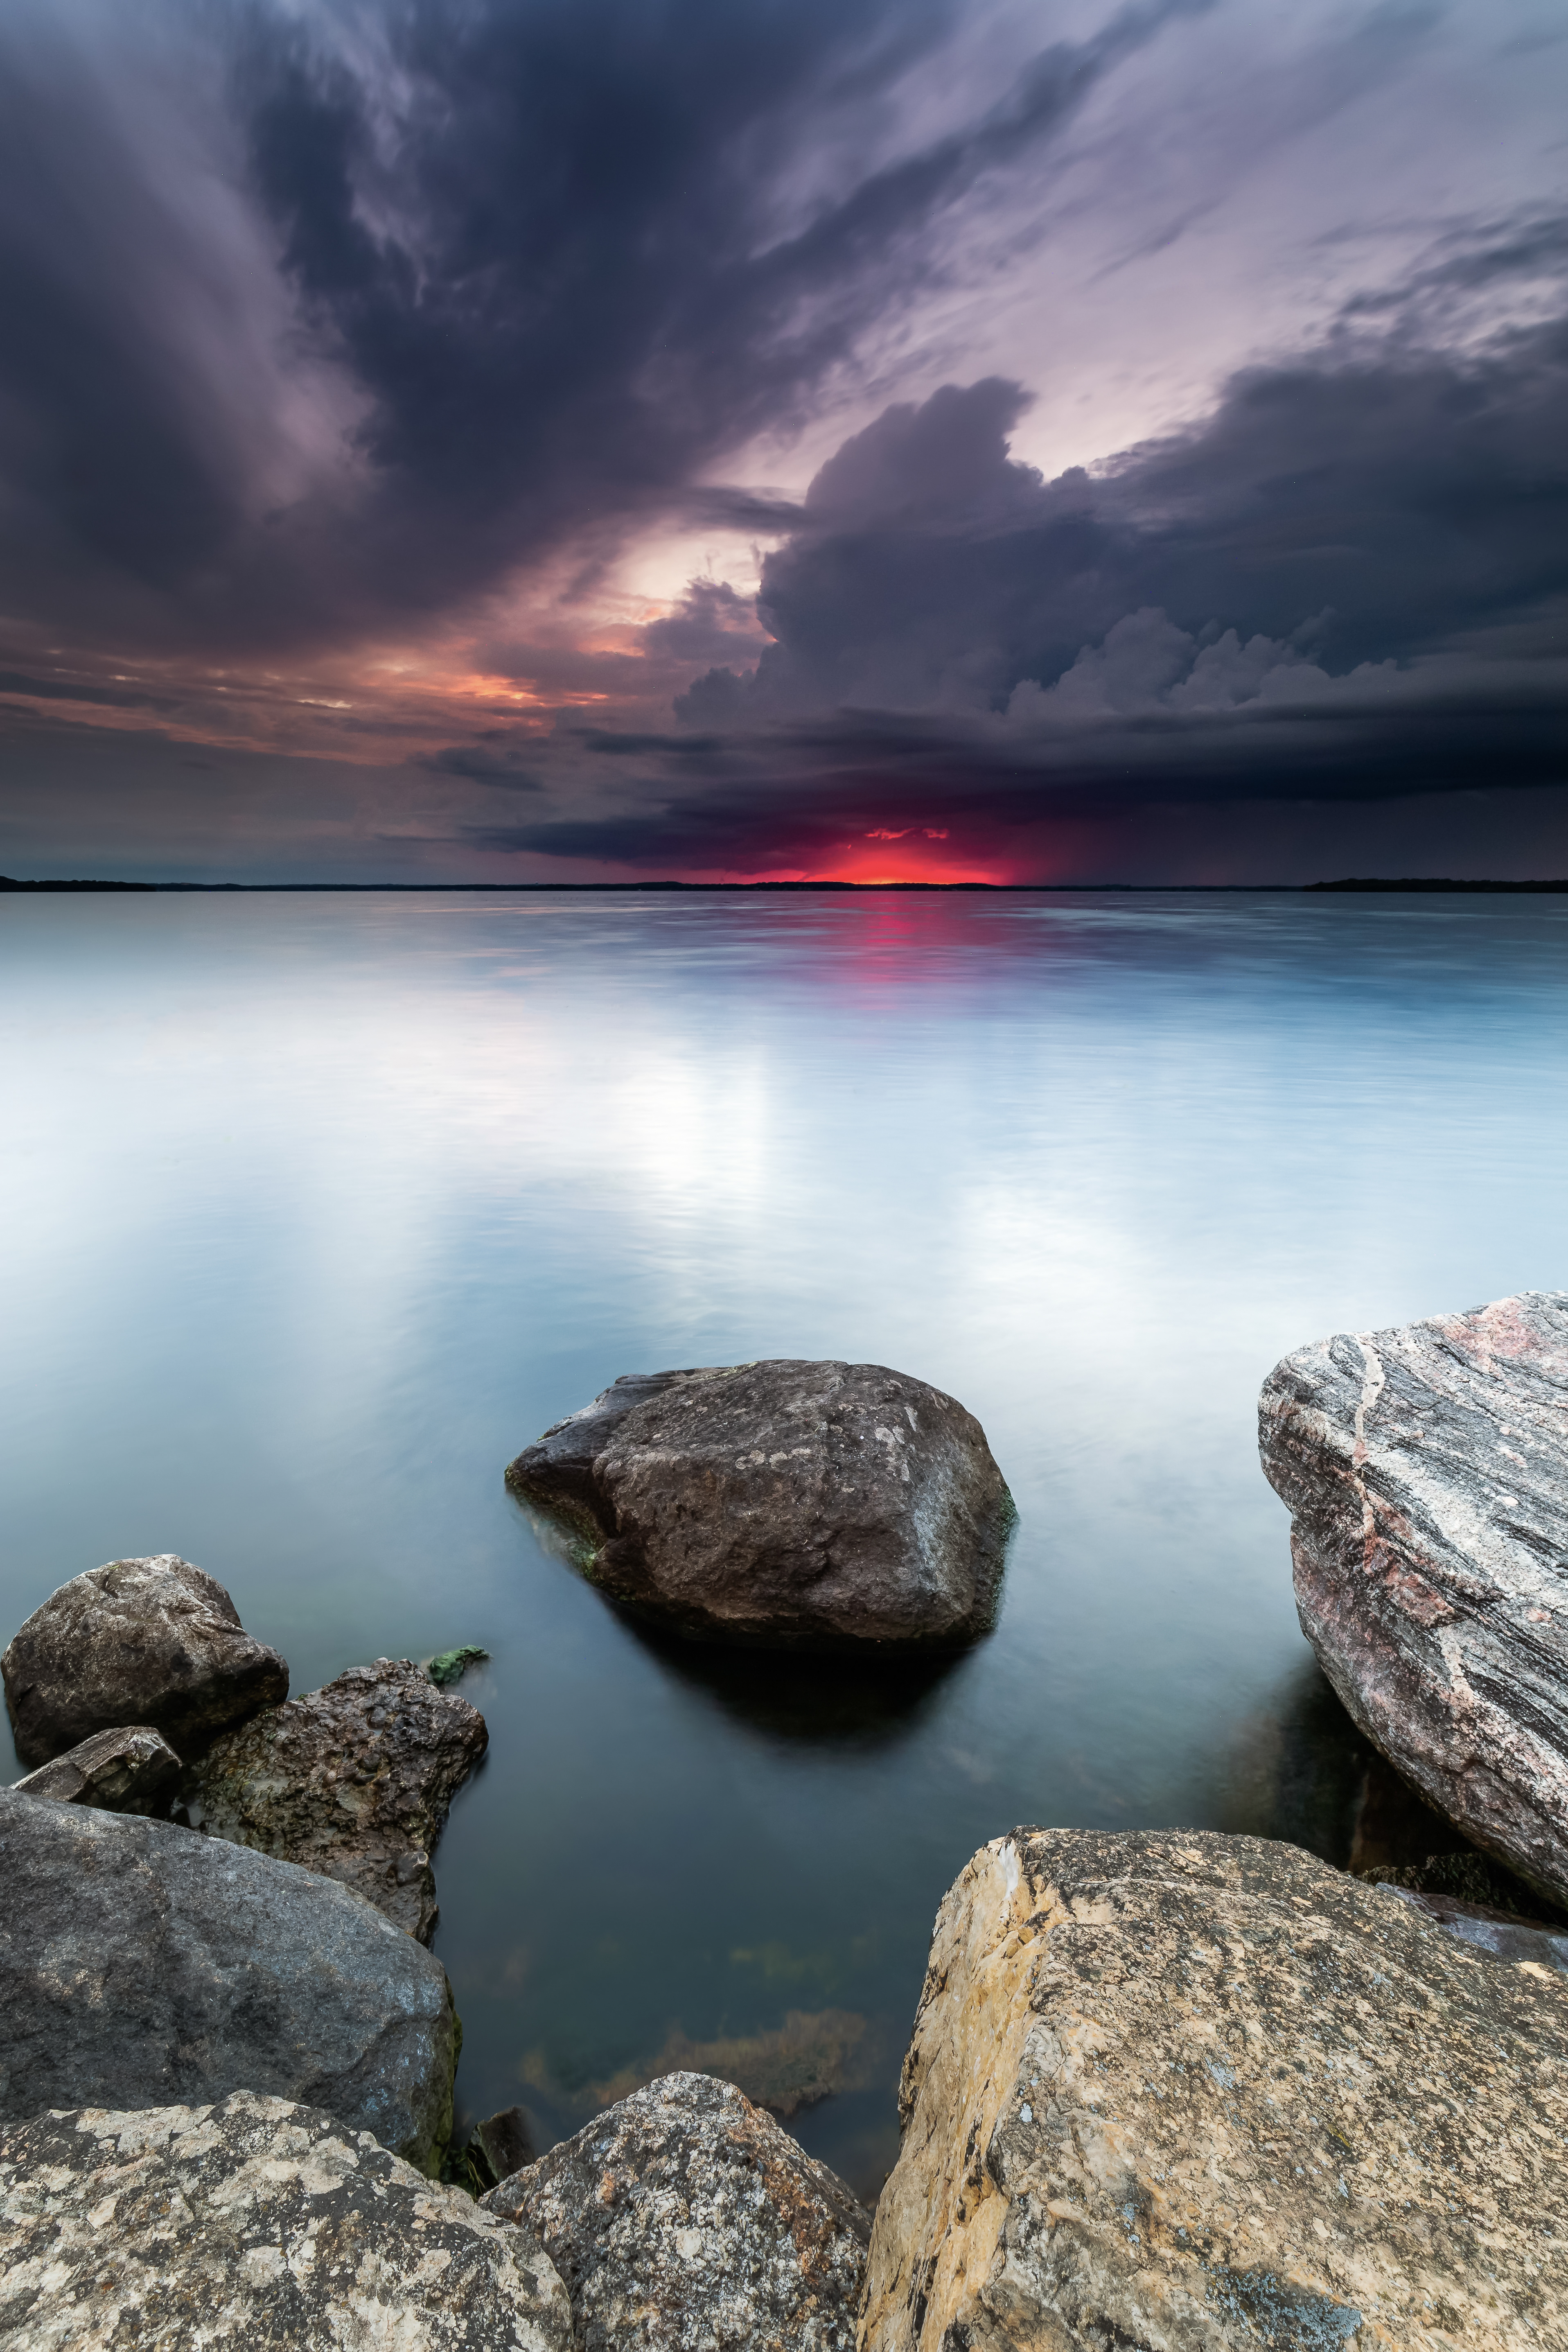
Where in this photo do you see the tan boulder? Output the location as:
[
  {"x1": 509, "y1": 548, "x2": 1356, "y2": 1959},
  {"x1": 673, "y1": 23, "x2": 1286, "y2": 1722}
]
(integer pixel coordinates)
[{"x1": 860, "y1": 1828, "x2": 1568, "y2": 2351}]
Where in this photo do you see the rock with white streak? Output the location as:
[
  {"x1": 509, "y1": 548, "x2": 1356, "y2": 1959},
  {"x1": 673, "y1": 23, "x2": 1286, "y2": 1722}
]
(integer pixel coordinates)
[
  {"x1": 482, "y1": 2071, "x2": 871, "y2": 2351},
  {"x1": 0, "y1": 1788, "x2": 458, "y2": 2171},
  {"x1": 184, "y1": 1659, "x2": 487, "y2": 1942},
  {"x1": 2, "y1": 1553, "x2": 287, "y2": 1766},
  {"x1": 507, "y1": 1360, "x2": 1014, "y2": 1647},
  {"x1": 860, "y1": 1828, "x2": 1568, "y2": 2352},
  {"x1": 11, "y1": 1722, "x2": 181, "y2": 1813},
  {"x1": 0, "y1": 2092, "x2": 571, "y2": 2350},
  {"x1": 1260, "y1": 1290, "x2": 1568, "y2": 1904}
]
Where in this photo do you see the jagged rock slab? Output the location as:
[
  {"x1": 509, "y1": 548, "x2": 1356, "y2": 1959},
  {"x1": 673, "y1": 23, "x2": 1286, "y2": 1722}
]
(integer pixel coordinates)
[
  {"x1": 861, "y1": 1828, "x2": 1568, "y2": 2352},
  {"x1": 11, "y1": 1722, "x2": 181, "y2": 1813},
  {"x1": 0, "y1": 1789, "x2": 457, "y2": 2171},
  {"x1": 483, "y1": 2070, "x2": 871, "y2": 2351},
  {"x1": 1260, "y1": 1290, "x2": 1568, "y2": 1904},
  {"x1": 184, "y1": 1658, "x2": 487, "y2": 1942},
  {"x1": 2, "y1": 1553, "x2": 287, "y2": 1766},
  {"x1": 507, "y1": 1360, "x2": 1014, "y2": 1646},
  {"x1": 0, "y1": 2092, "x2": 571, "y2": 2350}
]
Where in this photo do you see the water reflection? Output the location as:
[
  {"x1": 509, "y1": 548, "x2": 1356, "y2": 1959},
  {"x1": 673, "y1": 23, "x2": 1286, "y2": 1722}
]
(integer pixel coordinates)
[{"x1": 620, "y1": 1614, "x2": 967, "y2": 1751}]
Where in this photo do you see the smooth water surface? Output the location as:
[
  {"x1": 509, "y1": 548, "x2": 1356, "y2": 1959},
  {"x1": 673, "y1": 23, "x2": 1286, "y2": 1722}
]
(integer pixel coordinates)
[{"x1": 4, "y1": 888, "x2": 1566, "y2": 2192}]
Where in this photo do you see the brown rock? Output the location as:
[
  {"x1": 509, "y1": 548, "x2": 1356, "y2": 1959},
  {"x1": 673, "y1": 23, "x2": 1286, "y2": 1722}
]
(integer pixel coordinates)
[
  {"x1": 507, "y1": 1360, "x2": 1014, "y2": 1647},
  {"x1": 184, "y1": 1658, "x2": 487, "y2": 1942},
  {"x1": 1259, "y1": 1290, "x2": 1568, "y2": 1904},
  {"x1": 861, "y1": 1828, "x2": 1568, "y2": 2351},
  {"x1": 2, "y1": 1553, "x2": 287, "y2": 1766},
  {"x1": 483, "y1": 2071, "x2": 870, "y2": 2351},
  {"x1": 0, "y1": 2092, "x2": 571, "y2": 2350},
  {"x1": 11, "y1": 1722, "x2": 180, "y2": 1813}
]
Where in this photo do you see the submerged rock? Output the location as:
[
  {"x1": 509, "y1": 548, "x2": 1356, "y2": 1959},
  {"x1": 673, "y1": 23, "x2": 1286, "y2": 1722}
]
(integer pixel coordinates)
[
  {"x1": 483, "y1": 2071, "x2": 871, "y2": 2352},
  {"x1": 1260, "y1": 1290, "x2": 1568, "y2": 1904},
  {"x1": 0, "y1": 2092, "x2": 571, "y2": 2351},
  {"x1": 2, "y1": 1553, "x2": 287, "y2": 1766},
  {"x1": 0, "y1": 1788, "x2": 458, "y2": 2171},
  {"x1": 861, "y1": 1827, "x2": 1568, "y2": 2351},
  {"x1": 429, "y1": 1642, "x2": 489, "y2": 1686},
  {"x1": 449, "y1": 2105, "x2": 537, "y2": 2196},
  {"x1": 11, "y1": 1722, "x2": 180, "y2": 1813},
  {"x1": 507, "y1": 1359, "x2": 1013, "y2": 1646},
  {"x1": 183, "y1": 1658, "x2": 487, "y2": 1942},
  {"x1": 578, "y1": 2007, "x2": 869, "y2": 2121}
]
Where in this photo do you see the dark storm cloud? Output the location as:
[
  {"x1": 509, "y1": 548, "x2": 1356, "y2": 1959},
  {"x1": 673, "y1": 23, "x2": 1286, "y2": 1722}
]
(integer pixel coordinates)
[
  {"x1": 478, "y1": 271, "x2": 1567, "y2": 865},
  {"x1": 0, "y1": 0, "x2": 1198, "y2": 652}
]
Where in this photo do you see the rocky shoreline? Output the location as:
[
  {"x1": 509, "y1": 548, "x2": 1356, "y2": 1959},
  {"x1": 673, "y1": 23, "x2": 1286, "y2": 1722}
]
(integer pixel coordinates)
[{"x1": 4, "y1": 1325, "x2": 1566, "y2": 2343}]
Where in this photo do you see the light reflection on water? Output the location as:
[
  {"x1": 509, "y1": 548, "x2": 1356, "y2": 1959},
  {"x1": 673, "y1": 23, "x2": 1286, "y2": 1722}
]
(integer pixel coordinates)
[{"x1": 3, "y1": 888, "x2": 1566, "y2": 2194}]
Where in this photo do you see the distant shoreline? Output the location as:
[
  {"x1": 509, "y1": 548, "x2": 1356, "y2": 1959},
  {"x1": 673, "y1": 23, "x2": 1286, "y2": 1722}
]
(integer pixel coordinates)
[{"x1": 4, "y1": 876, "x2": 1568, "y2": 896}]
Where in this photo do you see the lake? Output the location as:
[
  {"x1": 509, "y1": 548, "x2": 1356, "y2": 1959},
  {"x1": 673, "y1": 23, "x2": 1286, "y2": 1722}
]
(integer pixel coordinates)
[{"x1": 3, "y1": 885, "x2": 1566, "y2": 2196}]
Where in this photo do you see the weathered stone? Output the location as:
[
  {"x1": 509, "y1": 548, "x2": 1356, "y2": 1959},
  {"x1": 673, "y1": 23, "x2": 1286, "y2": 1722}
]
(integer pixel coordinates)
[
  {"x1": 507, "y1": 1360, "x2": 1013, "y2": 1646},
  {"x1": 0, "y1": 1788, "x2": 458, "y2": 2171},
  {"x1": 861, "y1": 1828, "x2": 1568, "y2": 2351},
  {"x1": 1260, "y1": 1290, "x2": 1568, "y2": 1903},
  {"x1": 0, "y1": 2092, "x2": 571, "y2": 2350},
  {"x1": 483, "y1": 2071, "x2": 870, "y2": 2352},
  {"x1": 2, "y1": 1553, "x2": 287, "y2": 1766},
  {"x1": 1379, "y1": 1881, "x2": 1568, "y2": 1973},
  {"x1": 184, "y1": 1658, "x2": 487, "y2": 1942},
  {"x1": 453, "y1": 2105, "x2": 537, "y2": 2194},
  {"x1": 11, "y1": 1722, "x2": 181, "y2": 1813}
]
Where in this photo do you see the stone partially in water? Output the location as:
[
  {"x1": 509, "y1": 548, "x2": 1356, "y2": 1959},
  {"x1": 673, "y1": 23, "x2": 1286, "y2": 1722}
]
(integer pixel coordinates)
[
  {"x1": 2, "y1": 1553, "x2": 287, "y2": 1767},
  {"x1": 860, "y1": 1827, "x2": 1568, "y2": 2350},
  {"x1": 11, "y1": 1722, "x2": 181, "y2": 1814},
  {"x1": 579, "y1": 2007, "x2": 869, "y2": 2121},
  {"x1": 0, "y1": 1788, "x2": 458, "y2": 2171},
  {"x1": 0, "y1": 2092, "x2": 571, "y2": 2351},
  {"x1": 183, "y1": 1658, "x2": 487, "y2": 1943},
  {"x1": 483, "y1": 2071, "x2": 870, "y2": 2352},
  {"x1": 507, "y1": 1359, "x2": 1013, "y2": 1647},
  {"x1": 1260, "y1": 1290, "x2": 1568, "y2": 1904}
]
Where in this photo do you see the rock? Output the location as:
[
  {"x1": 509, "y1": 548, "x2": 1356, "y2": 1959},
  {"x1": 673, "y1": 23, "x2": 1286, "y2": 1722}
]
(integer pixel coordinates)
[
  {"x1": 452, "y1": 2105, "x2": 537, "y2": 2195},
  {"x1": 429, "y1": 1642, "x2": 490, "y2": 1686},
  {"x1": 182, "y1": 1658, "x2": 487, "y2": 1943},
  {"x1": 1378, "y1": 1882, "x2": 1568, "y2": 1973},
  {"x1": 1259, "y1": 1290, "x2": 1568, "y2": 1904},
  {"x1": 0, "y1": 1788, "x2": 458, "y2": 2171},
  {"x1": 860, "y1": 1828, "x2": 1568, "y2": 2352},
  {"x1": 483, "y1": 2071, "x2": 871, "y2": 2352},
  {"x1": 11, "y1": 1722, "x2": 181, "y2": 1813},
  {"x1": 0, "y1": 2091, "x2": 571, "y2": 2350},
  {"x1": 2, "y1": 1553, "x2": 288, "y2": 1767},
  {"x1": 577, "y1": 2007, "x2": 870, "y2": 2121},
  {"x1": 507, "y1": 1360, "x2": 1014, "y2": 1646}
]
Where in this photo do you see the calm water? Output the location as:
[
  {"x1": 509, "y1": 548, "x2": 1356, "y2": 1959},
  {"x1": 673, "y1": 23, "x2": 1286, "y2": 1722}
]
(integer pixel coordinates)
[{"x1": 3, "y1": 888, "x2": 1566, "y2": 2193}]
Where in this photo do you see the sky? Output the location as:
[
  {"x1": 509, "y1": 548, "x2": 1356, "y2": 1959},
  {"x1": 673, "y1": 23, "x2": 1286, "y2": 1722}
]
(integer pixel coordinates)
[{"x1": 0, "y1": 0, "x2": 1564, "y2": 883}]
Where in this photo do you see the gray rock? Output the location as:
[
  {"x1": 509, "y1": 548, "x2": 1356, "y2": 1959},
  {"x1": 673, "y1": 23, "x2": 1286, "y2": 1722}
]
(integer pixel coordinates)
[
  {"x1": 483, "y1": 2071, "x2": 871, "y2": 2352},
  {"x1": 1260, "y1": 1290, "x2": 1568, "y2": 1904},
  {"x1": 184, "y1": 1658, "x2": 487, "y2": 1943},
  {"x1": 1380, "y1": 1880, "x2": 1568, "y2": 1973},
  {"x1": 0, "y1": 2092, "x2": 571, "y2": 2350},
  {"x1": 2, "y1": 1553, "x2": 288, "y2": 1766},
  {"x1": 11, "y1": 1722, "x2": 181, "y2": 1813},
  {"x1": 0, "y1": 1788, "x2": 458, "y2": 2172},
  {"x1": 507, "y1": 1360, "x2": 1014, "y2": 1646},
  {"x1": 861, "y1": 1828, "x2": 1568, "y2": 2352}
]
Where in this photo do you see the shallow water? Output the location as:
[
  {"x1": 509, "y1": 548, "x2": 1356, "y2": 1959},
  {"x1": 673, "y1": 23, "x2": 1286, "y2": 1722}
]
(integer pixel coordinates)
[{"x1": 3, "y1": 887, "x2": 1566, "y2": 2194}]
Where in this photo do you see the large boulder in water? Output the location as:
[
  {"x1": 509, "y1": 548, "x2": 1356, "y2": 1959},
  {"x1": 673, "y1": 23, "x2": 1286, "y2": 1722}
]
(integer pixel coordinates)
[
  {"x1": 1260, "y1": 1291, "x2": 1568, "y2": 1905},
  {"x1": 506, "y1": 1360, "x2": 1014, "y2": 1646},
  {"x1": 2, "y1": 1553, "x2": 287, "y2": 1765},
  {"x1": 860, "y1": 1828, "x2": 1568, "y2": 2352},
  {"x1": 0, "y1": 1789, "x2": 458, "y2": 2171},
  {"x1": 184, "y1": 1658, "x2": 487, "y2": 1943},
  {"x1": 0, "y1": 2092, "x2": 571, "y2": 2351},
  {"x1": 483, "y1": 2070, "x2": 871, "y2": 2352}
]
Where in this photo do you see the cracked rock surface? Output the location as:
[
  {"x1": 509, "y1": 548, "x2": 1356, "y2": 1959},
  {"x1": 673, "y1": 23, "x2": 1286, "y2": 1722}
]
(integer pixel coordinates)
[
  {"x1": 1260, "y1": 1290, "x2": 1568, "y2": 1904},
  {"x1": 0, "y1": 2092, "x2": 571, "y2": 2350},
  {"x1": 860, "y1": 1828, "x2": 1568, "y2": 2352},
  {"x1": 2, "y1": 1553, "x2": 287, "y2": 1766},
  {"x1": 482, "y1": 2071, "x2": 871, "y2": 2351},
  {"x1": 0, "y1": 1789, "x2": 458, "y2": 2171},
  {"x1": 185, "y1": 1659, "x2": 487, "y2": 1942},
  {"x1": 507, "y1": 1360, "x2": 1013, "y2": 1646},
  {"x1": 12, "y1": 1722, "x2": 181, "y2": 1813}
]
